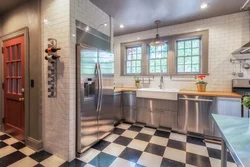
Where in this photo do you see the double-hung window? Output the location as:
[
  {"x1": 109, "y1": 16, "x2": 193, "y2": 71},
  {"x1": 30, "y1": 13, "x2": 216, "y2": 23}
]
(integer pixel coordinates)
[
  {"x1": 176, "y1": 38, "x2": 201, "y2": 73},
  {"x1": 125, "y1": 46, "x2": 142, "y2": 74},
  {"x1": 149, "y1": 43, "x2": 168, "y2": 74},
  {"x1": 120, "y1": 30, "x2": 208, "y2": 76}
]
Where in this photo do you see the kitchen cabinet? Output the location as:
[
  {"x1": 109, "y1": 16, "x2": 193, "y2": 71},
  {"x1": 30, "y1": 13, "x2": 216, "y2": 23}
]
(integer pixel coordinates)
[
  {"x1": 122, "y1": 91, "x2": 136, "y2": 123},
  {"x1": 114, "y1": 92, "x2": 122, "y2": 125},
  {"x1": 137, "y1": 98, "x2": 177, "y2": 129}
]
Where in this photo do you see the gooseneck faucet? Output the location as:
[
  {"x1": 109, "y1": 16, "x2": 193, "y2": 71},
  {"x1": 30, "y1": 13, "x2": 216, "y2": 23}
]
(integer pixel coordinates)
[{"x1": 159, "y1": 71, "x2": 164, "y2": 89}]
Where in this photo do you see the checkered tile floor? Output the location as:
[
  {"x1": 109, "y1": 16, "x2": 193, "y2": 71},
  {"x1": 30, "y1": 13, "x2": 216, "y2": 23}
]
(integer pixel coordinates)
[{"x1": 0, "y1": 123, "x2": 237, "y2": 167}]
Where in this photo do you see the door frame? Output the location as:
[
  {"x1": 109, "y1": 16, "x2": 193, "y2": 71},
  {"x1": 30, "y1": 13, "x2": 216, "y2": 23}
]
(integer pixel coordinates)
[{"x1": 0, "y1": 27, "x2": 30, "y2": 143}]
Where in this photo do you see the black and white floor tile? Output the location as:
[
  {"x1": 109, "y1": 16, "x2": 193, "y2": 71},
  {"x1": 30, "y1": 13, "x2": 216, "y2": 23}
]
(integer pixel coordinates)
[{"x1": 0, "y1": 124, "x2": 237, "y2": 167}]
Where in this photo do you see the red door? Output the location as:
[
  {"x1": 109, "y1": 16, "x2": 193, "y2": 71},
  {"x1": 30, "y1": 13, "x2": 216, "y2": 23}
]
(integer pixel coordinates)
[{"x1": 3, "y1": 36, "x2": 25, "y2": 141}]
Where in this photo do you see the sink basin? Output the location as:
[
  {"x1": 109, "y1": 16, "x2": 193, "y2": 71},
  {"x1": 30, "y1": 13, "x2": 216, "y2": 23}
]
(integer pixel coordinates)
[{"x1": 136, "y1": 88, "x2": 179, "y2": 100}]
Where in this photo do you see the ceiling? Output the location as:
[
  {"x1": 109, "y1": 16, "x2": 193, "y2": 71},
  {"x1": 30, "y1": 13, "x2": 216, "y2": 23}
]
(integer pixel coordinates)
[
  {"x1": 90, "y1": 0, "x2": 248, "y2": 36},
  {"x1": 0, "y1": 0, "x2": 30, "y2": 16}
]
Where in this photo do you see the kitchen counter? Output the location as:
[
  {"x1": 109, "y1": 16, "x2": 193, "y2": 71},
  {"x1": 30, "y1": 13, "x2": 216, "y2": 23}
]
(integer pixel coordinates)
[
  {"x1": 213, "y1": 114, "x2": 250, "y2": 167},
  {"x1": 179, "y1": 90, "x2": 242, "y2": 98},
  {"x1": 114, "y1": 87, "x2": 138, "y2": 92}
]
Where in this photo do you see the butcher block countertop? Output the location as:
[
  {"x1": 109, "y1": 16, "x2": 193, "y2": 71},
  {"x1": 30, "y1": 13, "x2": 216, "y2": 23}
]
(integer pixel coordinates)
[
  {"x1": 178, "y1": 90, "x2": 242, "y2": 98},
  {"x1": 114, "y1": 87, "x2": 138, "y2": 92}
]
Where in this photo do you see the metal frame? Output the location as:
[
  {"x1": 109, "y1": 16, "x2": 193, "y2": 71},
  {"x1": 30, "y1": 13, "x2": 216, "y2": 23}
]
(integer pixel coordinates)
[
  {"x1": 0, "y1": 27, "x2": 30, "y2": 143},
  {"x1": 120, "y1": 30, "x2": 209, "y2": 76}
]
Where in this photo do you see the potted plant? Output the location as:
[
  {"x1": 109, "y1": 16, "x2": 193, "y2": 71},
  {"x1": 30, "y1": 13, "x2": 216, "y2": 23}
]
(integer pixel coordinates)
[
  {"x1": 196, "y1": 75, "x2": 207, "y2": 92},
  {"x1": 135, "y1": 78, "x2": 141, "y2": 88},
  {"x1": 242, "y1": 94, "x2": 250, "y2": 118}
]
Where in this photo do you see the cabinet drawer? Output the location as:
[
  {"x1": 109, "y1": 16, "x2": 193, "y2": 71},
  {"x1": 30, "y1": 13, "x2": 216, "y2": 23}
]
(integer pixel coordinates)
[{"x1": 123, "y1": 107, "x2": 136, "y2": 123}]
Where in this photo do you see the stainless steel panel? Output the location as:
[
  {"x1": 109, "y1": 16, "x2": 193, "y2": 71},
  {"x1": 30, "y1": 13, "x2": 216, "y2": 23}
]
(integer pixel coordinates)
[
  {"x1": 136, "y1": 107, "x2": 150, "y2": 124},
  {"x1": 160, "y1": 110, "x2": 177, "y2": 130},
  {"x1": 114, "y1": 93, "x2": 122, "y2": 125},
  {"x1": 123, "y1": 107, "x2": 136, "y2": 123},
  {"x1": 123, "y1": 91, "x2": 136, "y2": 108},
  {"x1": 213, "y1": 97, "x2": 241, "y2": 138},
  {"x1": 178, "y1": 95, "x2": 215, "y2": 135},
  {"x1": 77, "y1": 45, "x2": 99, "y2": 154}
]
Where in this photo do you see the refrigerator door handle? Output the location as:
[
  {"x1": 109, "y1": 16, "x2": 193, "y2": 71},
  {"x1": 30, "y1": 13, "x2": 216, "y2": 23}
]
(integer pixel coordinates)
[
  {"x1": 98, "y1": 63, "x2": 103, "y2": 111},
  {"x1": 95, "y1": 63, "x2": 100, "y2": 111}
]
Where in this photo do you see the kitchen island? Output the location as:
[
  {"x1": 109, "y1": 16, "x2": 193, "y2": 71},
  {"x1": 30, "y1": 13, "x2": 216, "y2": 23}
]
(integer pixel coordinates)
[{"x1": 212, "y1": 114, "x2": 250, "y2": 167}]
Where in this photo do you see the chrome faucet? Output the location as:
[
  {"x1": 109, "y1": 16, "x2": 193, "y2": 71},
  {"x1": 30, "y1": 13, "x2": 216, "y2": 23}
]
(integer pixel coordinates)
[{"x1": 159, "y1": 71, "x2": 164, "y2": 89}]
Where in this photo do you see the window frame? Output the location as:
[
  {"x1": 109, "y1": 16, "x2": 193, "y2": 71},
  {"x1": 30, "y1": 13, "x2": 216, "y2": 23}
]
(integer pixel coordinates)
[
  {"x1": 120, "y1": 30, "x2": 208, "y2": 76},
  {"x1": 125, "y1": 45, "x2": 142, "y2": 75}
]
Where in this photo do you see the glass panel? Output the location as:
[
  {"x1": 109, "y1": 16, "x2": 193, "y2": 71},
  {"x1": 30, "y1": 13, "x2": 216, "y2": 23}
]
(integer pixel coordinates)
[
  {"x1": 150, "y1": 66, "x2": 155, "y2": 73},
  {"x1": 131, "y1": 67, "x2": 136, "y2": 73},
  {"x1": 12, "y1": 63, "x2": 16, "y2": 76},
  {"x1": 132, "y1": 48, "x2": 136, "y2": 54},
  {"x1": 150, "y1": 46, "x2": 155, "y2": 53},
  {"x1": 132, "y1": 61, "x2": 136, "y2": 66},
  {"x1": 132, "y1": 54, "x2": 137, "y2": 60},
  {"x1": 7, "y1": 79, "x2": 11, "y2": 93},
  {"x1": 185, "y1": 49, "x2": 192, "y2": 56},
  {"x1": 127, "y1": 61, "x2": 131, "y2": 67},
  {"x1": 178, "y1": 41, "x2": 184, "y2": 49},
  {"x1": 7, "y1": 63, "x2": 11, "y2": 76},
  {"x1": 136, "y1": 61, "x2": 141, "y2": 66},
  {"x1": 127, "y1": 54, "x2": 132, "y2": 60},
  {"x1": 155, "y1": 60, "x2": 161, "y2": 66},
  {"x1": 192, "y1": 56, "x2": 199, "y2": 64},
  {"x1": 156, "y1": 52, "x2": 161, "y2": 58},
  {"x1": 136, "y1": 67, "x2": 141, "y2": 73},
  {"x1": 137, "y1": 47, "x2": 141, "y2": 53},
  {"x1": 150, "y1": 60, "x2": 155, "y2": 66},
  {"x1": 12, "y1": 46, "x2": 16, "y2": 60},
  {"x1": 7, "y1": 47, "x2": 10, "y2": 61},
  {"x1": 150, "y1": 53, "x2": 156, "y2": 59},
  {"x1": 178, "y1": 49, "x2": 184, "y2": 56},
  {"x1": 156, "y1": 46, "x2": 162, "y2": 52},
  {"x1": 192, "y1": 48, "x2": 199, "y2": 55},
  {"x1": 161, "y1": 66, "x2": 167, "y2": 72},
  {"x1": 192, "y1": 40, "x2": 200, "y2": 48},
  {"x1": 185, "y1": 41, "x2": 191, "y2": 48},
  {"x1": 162, "y1": 44, "x2": 168, "y2": 51},
  {"x1": 12, "y1": 79, "x2": 16, "y2": 93},
  {"x1": 185, "y1": 57, "x2": 191, "y2": 64},
  {"x1": 17, "y1": 44, "x2": 21, "y2": 59},
  {"x1": 137, "y1": 54, "x2": 142, "y2": 59},
  {"x1": 155, "y1": 66, "x2": 161, "y2": 73},
  {"x1": 178, "y1": 65, "x2": 184, "y2": 72},
  {"x1": 18, "y1": 79, "x2": 22, "y2": 94},
  {"x1": 185, "y1": 65, "x2": 191, "y2": 72},
  {"x1": 161, "y1": 59, "x2": 167, "y2": 65},
  {"x1": 178, "y1": 57, "x2": 184, "y2": 65},
  {"x1": 127, "y1": 48, "x2": 132, "y2": 55},
  {"x1": 162, "y1": 52, "x2": 167, "y2": 58},
  {"x1": 17, "y1": 62, "x2": 21, "y2": 76},
  {"x1": 127, "y1": 68, "x2": 131, "y2": 74},
  {"x1": 192, "y1": 65, "x2": 199, "y2": 72}
]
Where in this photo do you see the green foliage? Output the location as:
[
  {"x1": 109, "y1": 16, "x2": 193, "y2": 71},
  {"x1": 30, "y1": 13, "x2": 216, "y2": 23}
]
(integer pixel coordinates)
[
  {"x1": 134, "y1": 78, "x2": 140, "y2": 83},
  {"x1": 242, "y1": 95, "x2": 250, "y2": 109},
  {"x1": 195, "y1": 81, "x2": 208, "y2": 84}
]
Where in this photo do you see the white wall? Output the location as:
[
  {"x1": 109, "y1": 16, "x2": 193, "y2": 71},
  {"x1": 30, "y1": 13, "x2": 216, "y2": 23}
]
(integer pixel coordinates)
[{"x1": 114, "y1": 12, "x2": 250, "y2": 92}]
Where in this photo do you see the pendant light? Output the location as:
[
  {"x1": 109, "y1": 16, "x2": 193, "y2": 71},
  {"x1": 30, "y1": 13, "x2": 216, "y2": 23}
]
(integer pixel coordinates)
[{"x1": 150, "y1": 20, "x2": 165, "y2": 46}]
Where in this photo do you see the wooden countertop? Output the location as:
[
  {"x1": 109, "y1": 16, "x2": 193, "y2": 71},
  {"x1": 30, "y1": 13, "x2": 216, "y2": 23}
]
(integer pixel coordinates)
[
  {"x1": 178, "y1": 90, "x2": 242, "y2": 98},
  {"x1": 114, "y1": 87, "x2": 138, "y2": 92}
]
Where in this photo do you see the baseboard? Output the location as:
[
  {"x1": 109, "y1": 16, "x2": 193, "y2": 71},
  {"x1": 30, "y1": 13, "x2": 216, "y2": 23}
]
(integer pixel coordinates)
[{"x1": 26, "y1": 137, "x2": 43, "y2": 151}]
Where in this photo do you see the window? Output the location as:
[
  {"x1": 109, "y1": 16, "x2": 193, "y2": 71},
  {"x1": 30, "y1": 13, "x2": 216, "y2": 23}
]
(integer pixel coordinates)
[
  {"x1": 120, "y1": 30, "x2": 208, "y2": 76},
  {"x1": 125, "y1": 46, "x2": 142, "y2": 74},
  {"x1": 149, "y1": 44, "x2": 168, "y2": 73},
  {"x1": 177, "y1": 38, "x2": 201, "y2": 73}
]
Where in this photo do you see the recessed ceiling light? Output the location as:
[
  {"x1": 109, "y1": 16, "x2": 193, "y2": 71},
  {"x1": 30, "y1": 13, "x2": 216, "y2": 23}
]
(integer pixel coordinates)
[
  {"x1": 85, "y1": 26, "x2": 89, "y2": 31},
  {"x1": 201, "y1": 3, "x2": 208, "y2": 9},
  {"x1": 137, "y1": 37, "x2": 140, "y2": 40},
  {"x1": 72, "y1": 34, "x2": 76, "y2": 37},
  {"x1": 104, "y1": 23, "x2": 108, "y2": 26},
  {"x1": 44, "y1": 19, "x2": 48, "y2": 23},
  {"x1": 120, "y1": 24, "x2": 124, "y2": 28}
]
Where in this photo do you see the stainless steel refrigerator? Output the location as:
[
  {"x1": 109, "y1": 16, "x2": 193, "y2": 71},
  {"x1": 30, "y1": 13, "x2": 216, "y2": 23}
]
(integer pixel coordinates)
[{"x1": 76, "y1": 44, "x2": 115, "y2": 156}]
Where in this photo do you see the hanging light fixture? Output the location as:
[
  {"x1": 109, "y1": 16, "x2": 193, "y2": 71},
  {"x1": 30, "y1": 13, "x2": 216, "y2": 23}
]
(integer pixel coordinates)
[{"x1": 150, "y1": 20, "x2": 165, "y2": 46}]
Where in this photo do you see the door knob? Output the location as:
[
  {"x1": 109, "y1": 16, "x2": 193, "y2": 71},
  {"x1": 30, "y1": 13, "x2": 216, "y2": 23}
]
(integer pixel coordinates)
[
  {"x1": 21, "y1": 88, "x2": 24, "y2": 93},
  {"x1": 19, "y1": 98, "x2": 24, "y2": 102}
]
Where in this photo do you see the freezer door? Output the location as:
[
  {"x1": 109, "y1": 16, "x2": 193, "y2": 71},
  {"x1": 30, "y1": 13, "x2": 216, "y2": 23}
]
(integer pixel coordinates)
[{"x1": 76, "y1": 45, "x2": 99, "y2": 154}]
